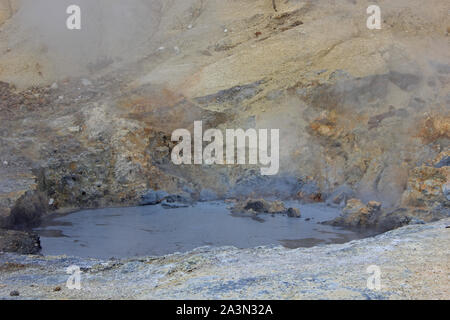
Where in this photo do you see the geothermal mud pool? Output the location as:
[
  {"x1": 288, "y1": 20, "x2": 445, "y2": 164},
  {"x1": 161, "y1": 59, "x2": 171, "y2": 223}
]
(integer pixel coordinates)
[{"x1": 33, "y1": 202, "x2": 371, "y2": 259}]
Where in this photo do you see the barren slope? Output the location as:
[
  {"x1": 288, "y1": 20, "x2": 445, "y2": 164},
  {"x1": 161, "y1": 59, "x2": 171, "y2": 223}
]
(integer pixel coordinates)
[{"x1": 0, "y1": 0, "x2": 448, "y2": 231}]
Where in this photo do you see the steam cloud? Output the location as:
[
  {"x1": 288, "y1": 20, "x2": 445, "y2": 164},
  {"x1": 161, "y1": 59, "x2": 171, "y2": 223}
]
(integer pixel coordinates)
[{"x1": 12, "y1": 0, "x2": 162, "y2": 76}]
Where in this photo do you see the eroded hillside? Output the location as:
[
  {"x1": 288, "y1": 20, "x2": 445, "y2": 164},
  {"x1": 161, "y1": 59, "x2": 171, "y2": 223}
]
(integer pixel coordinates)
[{"x1": 0, "y1": 0, "x2": 448, "y2": 230}]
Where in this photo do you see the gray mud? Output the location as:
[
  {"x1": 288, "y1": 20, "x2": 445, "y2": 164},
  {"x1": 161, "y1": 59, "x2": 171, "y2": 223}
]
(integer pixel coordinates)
[{"x1": 34, "y1": 201, "x2": 373, "y2": 259}]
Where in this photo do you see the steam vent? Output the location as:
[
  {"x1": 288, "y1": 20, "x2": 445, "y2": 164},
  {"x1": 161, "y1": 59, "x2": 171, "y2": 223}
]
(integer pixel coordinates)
[{"x1": 0, "y1": 0, "x2": 448, "y2": 301}]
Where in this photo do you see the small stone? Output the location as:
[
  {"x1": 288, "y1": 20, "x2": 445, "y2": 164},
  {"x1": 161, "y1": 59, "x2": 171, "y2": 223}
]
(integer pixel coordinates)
[
  {"x1": 68, "y1": 126, "x2": 81, "y2": 133},
  {"x1": 3, "y1": 160, "x2": 8, "y2": 166},
  {"x1": 10, "y1": 290, "x2": 19, "y2": 296},
  {"x1": 287, "y1": 208, "x2": 301, "y2": 218},
  {"x1": 51, "y1": 82, "x2": 58, "y2": 90}
]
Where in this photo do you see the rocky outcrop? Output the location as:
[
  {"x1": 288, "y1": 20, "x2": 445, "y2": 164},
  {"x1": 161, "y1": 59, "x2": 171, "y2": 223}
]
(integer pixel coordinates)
[
  {"x1": 0, "y1": 229, "x2": 41, "y2": 255},
  {"x1": 326, "y1": 198, "x2": 448, "y2": 232},
  {"x1": 325, "y1": 199, "x2": 381, "y2": 229},
  {"x1": 325, "y1": 151, "x2": 449, "y2": 232},
  {"x1": 139, "y1": 190, "x2": 170, "y2": 206},
  {"x1": 401, "y1": 151, "x2": 450, "y2": 209},
  {"x1": 325, "y1": 184, "x2": 354, "y2": 208},
  {"x1": 232, "y1": 198, "x2": 301, "y2": 217},
  {"x1": 139, "y1": 189, "x2": 194, "y2": 209},
  {"x1": 3, "y1": 191, "x2": 47, "y2": 229}
]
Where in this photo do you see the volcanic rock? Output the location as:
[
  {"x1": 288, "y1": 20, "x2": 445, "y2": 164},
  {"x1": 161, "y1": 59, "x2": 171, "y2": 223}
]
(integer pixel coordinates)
[{"x1": 0, "y1": 229, "x2": 41, "y2": 254}]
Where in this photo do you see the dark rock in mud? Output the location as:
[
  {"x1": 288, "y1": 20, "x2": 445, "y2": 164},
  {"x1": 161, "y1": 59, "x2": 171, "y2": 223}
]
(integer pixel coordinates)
[
  {"x1": 140, "y1": 190, "x2": 194, "y2": 207},
  {"x1": 161, "y1": 201, "x2": 190, "y2": 209},
  {"x1": 232, "y1": 198, "x2": 300, "y2": 217},
  {"x1": 375, "y1": 208, "x2": 412, "y2": 231},
  {"x1": 160, "y1": 192, "x2": 193, "y2": 209},
  {"x1": 139, "y1": 190, "x2": 169, "y2": 206},
  {"x1": 373, "y1": 207, "x2": 444, "y2": 232},
  {"x1": 0, "y1": 229, "x2": 41, "y2": 254},
  {"x1": 164, "y1": 193, "x2": 193, "y2": 204},
  {"x1": 287, "y1": 207, "x2": 301, "y2": 218},
  {"x1": 240, "y1": 199, "x2": 286, "y2": 214}
]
